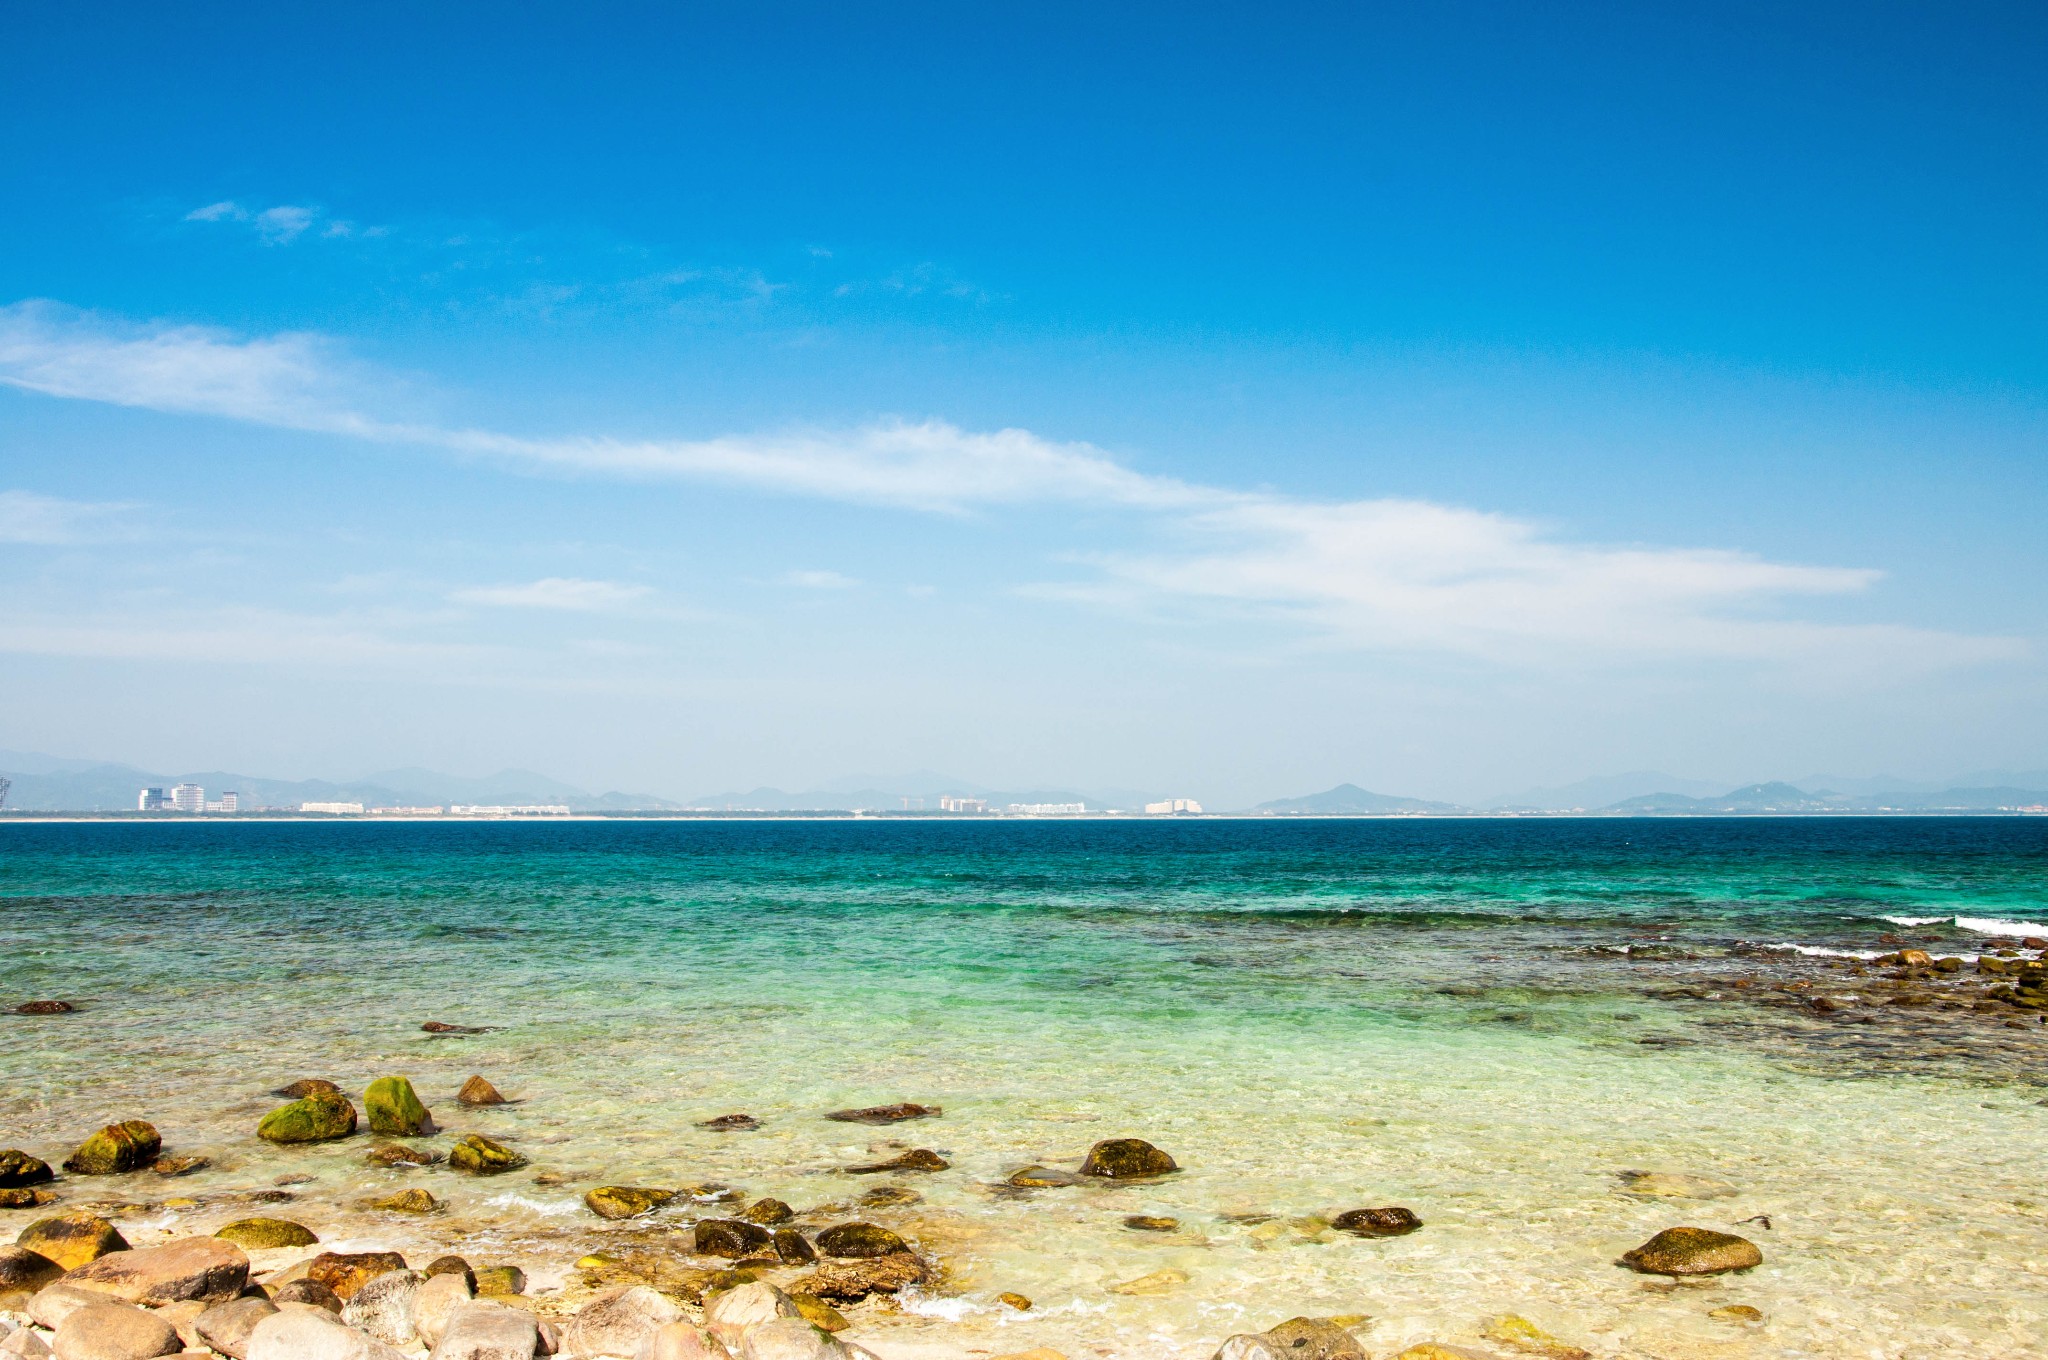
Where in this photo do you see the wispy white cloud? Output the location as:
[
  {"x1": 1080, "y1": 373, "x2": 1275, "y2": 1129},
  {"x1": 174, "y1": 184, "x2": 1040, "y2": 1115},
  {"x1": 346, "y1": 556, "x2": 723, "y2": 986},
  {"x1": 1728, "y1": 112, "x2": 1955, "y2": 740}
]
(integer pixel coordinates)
[
  {"x1": 0, "y1": 299, "x2": 2012, "y2": 671},
  {"x1": 781, "y1": 569, "x2": 859, "y2": 590},
  {"x1": 181, "y1": 200, "x2": 377, "y2": 245},
  {"x1": 0, "y1": 489, "x2": 136, "y2": 545},
  {"x1": 451, "y1": 578, "x2": 653, "y2": 611}
]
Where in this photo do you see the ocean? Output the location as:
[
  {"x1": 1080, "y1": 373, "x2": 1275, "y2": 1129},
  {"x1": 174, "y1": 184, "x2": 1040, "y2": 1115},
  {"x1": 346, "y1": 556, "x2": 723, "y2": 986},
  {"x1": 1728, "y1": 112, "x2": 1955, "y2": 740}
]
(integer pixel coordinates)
[{"x1": 3, "y1": 817, "x2": 2046, "y2": 1357}]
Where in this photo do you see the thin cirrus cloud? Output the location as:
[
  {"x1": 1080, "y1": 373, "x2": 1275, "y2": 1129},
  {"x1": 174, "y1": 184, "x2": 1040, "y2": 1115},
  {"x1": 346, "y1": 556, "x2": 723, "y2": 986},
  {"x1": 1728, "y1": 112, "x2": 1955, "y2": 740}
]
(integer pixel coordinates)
[
  {"x1": 0, "y1": 299, "x2": 2015, "y2": 671},
  {"x1": 0, "y1": 488, "x2": 135, "y2": 544},
  {"x1": 184, "y1": 200, "x2": 375, "y2": 244},
  {"x1": 451, "y1": 578, "x2": 654, "y2": 611},
  {"x1": 781, "y1": 569, "x2": 860, "y2": 590}
]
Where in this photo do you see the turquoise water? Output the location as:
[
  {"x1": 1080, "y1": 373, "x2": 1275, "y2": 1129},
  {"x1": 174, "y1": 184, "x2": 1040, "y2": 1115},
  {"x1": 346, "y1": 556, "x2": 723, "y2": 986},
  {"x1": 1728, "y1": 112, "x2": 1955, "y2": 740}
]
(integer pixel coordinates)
[{"x1": 4, "y1": 818, "x2": 2047, "y2": 1358}]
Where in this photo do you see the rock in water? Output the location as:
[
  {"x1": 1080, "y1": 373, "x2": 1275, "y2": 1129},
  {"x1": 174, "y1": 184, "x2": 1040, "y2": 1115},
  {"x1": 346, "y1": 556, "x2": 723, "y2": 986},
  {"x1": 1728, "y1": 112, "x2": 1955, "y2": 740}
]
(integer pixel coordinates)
[
  {"x1": 790, "y1": 1295, "x2": 848, "y2": 1333},
  {"x1": 214, "y1": 1219, "x2": 318, "y2": 1250},
  {"x1": 364, "y1": 1144, "x2": 440, "y2": 1168},
  {"x1": 1621, "y1": 1227, "x2": 1763, "y2": 1276},
  {"x1": 697, "y1": 1114, "x2": 761, "y2": 1131},
  {"x1": 845, "y1": 1149, "x2": 948, "y2": 1174},
  {"x1": 813, "y1": 1223, "x2": 907, "y2": 1258},
  {"x1": 304, "y1": 1251, "x2": 409, "y2": 1301},
  {"x1": 149, "y1": 1155, "x2": 209, "y2": 1177},
  {"x1": 456, "y1": 1076, "x2": 506, "y2": 1107},
  {"x1": 257, "y1": 1092, "x2": 358, "y2": 1144},
  {"x1": 12, "y1": 1001, "x2": 73, "y2": 1016},
  {"x1": 1079, "y1": 1138, "x2": 1178, "y2": 1179},
  {"x1": 1123, "y1": 1215, "x2": 1180, "y2": 1232},
  {"x1": 0, "y1": 1153, "x2": 54, "y2": 1189},
  {"x1": 16, "y1": 1214, "x2": 128, "y2": 1270},
  {"x1": 50, "y1": 1299, "x2": 181, "y2": 1359},
  {"x1": 368, "y1": 1189, "x2": 441, "y2": 1214},
  {"x1": 274, "y1": 1079, "x2": 342, "y2": 1099},
  {"x1": 62, "y1": 1235, "x2": 250, "y2": 1304},
  {"x1": 0, "y1": 1188, "x2": 57, "y2": 1210},
  {"x1": 1482, "y1": 1315, "x2": 1589, "y2": 1359},
  {"x1": 822, "y1": 1103, "x2": 940, "y2": 1125},
  {"x1": 742, "y1": 1198, "x2": 794, "y2": 1225},
  {"x1": 1005, "y1": 1166, "x2": 1085, "y2": 1188},
  {"x1": 62, "y1": 1122, "x2": 161, "y2": 1176},
  {"x1": 362, "y1": 1078, "x2": 434, "y2": 1138},
  {"x1": 562, "y1": 1285, "x2": 684, "y2": 1357},
  {"x1": 446, "y1": 1135, "x2": 525, "y2": 1175},
  {"x1": 1108, "y1": 1268, "x2": 1189, "y2": 1296},
  {"x1": 789, "y1": 1255, "x2": 929, "y2": 1302},
  {"x1": 584, "y1": 1186, "x2": 678, "y2": 1220},
  {"x1": 1331, "y1": 1207, "x2": 1423, "y2": 1237},
  {"x1": 195, "y1": 1295, "x2": 279, "y2": 1359},
  {"x1": 694, "y1": 1220, "x2": 772, "y2": 1259},
  {"x1": 772, "y1": 1230, "x2": 817, "y2": 1264},
  {"x1": 857, "y1": 1186, "x2": 920, "y2": 1208},
  {"x1": 427, "y1": 1301, "x2": 537, "y2": 1360}
]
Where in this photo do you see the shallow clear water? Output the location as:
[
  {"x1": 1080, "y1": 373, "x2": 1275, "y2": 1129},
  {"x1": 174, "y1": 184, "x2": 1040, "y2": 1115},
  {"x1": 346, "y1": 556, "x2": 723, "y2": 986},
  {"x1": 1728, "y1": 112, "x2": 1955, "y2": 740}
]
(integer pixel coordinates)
[{"x1": 3, "y1": 818, "x2": 2047, "y2": 1358}]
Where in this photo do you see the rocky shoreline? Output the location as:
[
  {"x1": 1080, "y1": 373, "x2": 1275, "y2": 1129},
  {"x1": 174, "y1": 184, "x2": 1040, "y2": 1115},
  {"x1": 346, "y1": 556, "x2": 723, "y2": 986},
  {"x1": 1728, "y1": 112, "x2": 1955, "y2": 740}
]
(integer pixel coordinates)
[{"x1": 0, "y1": 1083, "x2": 1772, "y2": 1360}]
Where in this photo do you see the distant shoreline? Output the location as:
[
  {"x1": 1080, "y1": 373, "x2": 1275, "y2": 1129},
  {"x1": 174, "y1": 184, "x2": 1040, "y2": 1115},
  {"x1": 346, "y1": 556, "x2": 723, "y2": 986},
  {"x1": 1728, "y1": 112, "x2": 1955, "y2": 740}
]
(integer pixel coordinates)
[{"x1": 1, "y1": 809, "x2": 2044, "y2": 822}]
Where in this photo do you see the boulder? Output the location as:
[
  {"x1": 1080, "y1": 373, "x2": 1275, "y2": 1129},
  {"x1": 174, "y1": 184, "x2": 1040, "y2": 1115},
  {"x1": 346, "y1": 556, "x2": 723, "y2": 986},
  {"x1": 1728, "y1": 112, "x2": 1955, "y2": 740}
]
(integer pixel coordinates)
[
  {"x1": 272, "y1": 1278, "x2": 344, "y2": 1313},
  {"x1": 62, "y1": 1236, "x2": 249, "y2": 1304},
  {"x1": 636, "y1": 1322, "x2": 728, "y2": 1360},
  {"x1": 1621, "y1": 1227, "x2": 1762, "y2": 1276},
  {"x1": 49, "y1": 1299, "x2": 181, "y2": 1360},
  {"x1": 17, "y1": 1217, "x2": 128, "y2": 1272},
  {"x1": 456, "y1": 1078, "x2": 507, "y2": 1108},
  {"x1": 735, "y1": 1319, "x2": 848, "y2": 1360},
  {"x1": 367, "y1": 1189, "x2": 441, "y2": 1214},
  {"x1": 704, "y1": 1281, "x2": 799, "y2": 1345},
  {"x1": 695, "y1": 1221, "x2": 772, "y2": 1259},
  {"x1": 586, "y1": 1187, "x2": 678, "y2": 1221},
  {"x1": 361, "y1": 1080, "x2": 433, "y2": 1139},
  {"x1": 413, "y1": 1271, "x2": 474, "y2": 1348},
  {"x1": 342, "y1": 1269, "x2": 422, "y2": 1347},
  {"x1": 697, "y1": 1114, "x2": 760, "y2": 1132},
  {"x1": 257, "y1": 1093, "x2": 357, "y2": 1145},
  {"x1": 423, "y1": 1256, "x2": 476, "y2": 1286},
  {"x1": 788, "y1": 1255, "x2": 928, "y2": 1302},
  {"x1": 61, "y1": 1124, "x2": 160, "y2": 1178},
  {"x1": 214, "y1": 1220, "x2": 317, "y2": 1250},
  {"x1": 812, "y1": 1224, "x2": 905, "y2": 1259},
  {"x1": 446, "y1": 1136, "x2": 525, "y2": 1176},
  {"x1": 0, "y1": 1153, "x2": 55, "y2": 1189},
  {"x1": 1331, "y1": 1207, "x2": 1422, "y2": 1237},
  {"x1": 305, "y1": 1253, "x2": 409, "y2": 1302},
  {"x1": 427, "y1": 1302, "x2": 537, "y2": 1360},
  {"x1": 772, "y1": 1231, "x2": 815, "y2": 1265},
  {"x1": 275, "y1": 1080, "x2": 342, "y2": 1100},
  {"x1": 740, "y1": 1199, "x2": 793, "y2": 1225},
  {"x1": 472, "y1": 1267, "x2": 524, "y2": 1298},
  {"x1": 194, "y1": 1296, "x2": 279, "y2": 1359},
  {"x1": 845, "y1": 1150, "x2": 947, "y2": 1174},
  {"x1": 1078, "y1": 1139, "x2": 1177, "y2": 1179},
  {"x1": 245, "y1": 1309, "x2": 409, "y2": 1360},
  {"x1": 0, "y1": 1245, "x2": 63, "y2": 1298},
  {"x1": 821, "y1": 1104, "x2": 939, "y2": 1126},
  {"x1": 562, "y1": 1286, "x2": 684, "y2": 1356},
  {"x1": 30, "y1": 1283, "x2": 116, "y2": 1331}
]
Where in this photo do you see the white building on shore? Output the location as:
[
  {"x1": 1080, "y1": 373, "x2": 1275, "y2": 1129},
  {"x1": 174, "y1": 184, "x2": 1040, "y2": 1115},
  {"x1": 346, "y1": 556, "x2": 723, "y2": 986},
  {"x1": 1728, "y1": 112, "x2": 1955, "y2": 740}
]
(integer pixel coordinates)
[
  {"x1": 301, "y1": 801, "x2": 365, "y2": 815},
  {"x1": 1144, "y1": 798, "x2": 1204, "y2": 814}
]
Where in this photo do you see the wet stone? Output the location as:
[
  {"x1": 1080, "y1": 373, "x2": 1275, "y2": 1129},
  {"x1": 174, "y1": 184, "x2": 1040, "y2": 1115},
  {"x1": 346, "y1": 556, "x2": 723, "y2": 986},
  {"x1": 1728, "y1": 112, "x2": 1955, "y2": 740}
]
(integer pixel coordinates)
[
  {"x1": 456, "y1": 1076, "x2": 507, "y2": 1107},
  {"x1": 846, "y1": 1149, "x2": 947, "y2": 1174},
  {"x1": 814, "y1": 1222, "x2": 907, "y2": 1258},
  {"x1": 1621, "y1": 1227, "x2": 1763, "y2": 1276},
  {"x1": 62, "y1": 1123, "x2": 161, "y2": 1177},
  {"x1": 0, "y1": 1154, "x2": 54, "y2": 1190},
  {"x1": 697, "y1": 1114, "x2": 761, "y2": 1131},
  {"x1": 1079, "y1": 1138, "x2": 1178, "y2": 1179},
  {"x1": 213, "y1": 1219, "x2": 317, "y2": 1250},
  {"x1": 693, "y1": 1220, "x2": 772, "y2": 1259},
  {"x1": 1331, "y1": 1207, "x2": 1422, "y2": 1237},
  {"x1": 823, "y1": 1103, "x2": 940, "y2": 1125}
]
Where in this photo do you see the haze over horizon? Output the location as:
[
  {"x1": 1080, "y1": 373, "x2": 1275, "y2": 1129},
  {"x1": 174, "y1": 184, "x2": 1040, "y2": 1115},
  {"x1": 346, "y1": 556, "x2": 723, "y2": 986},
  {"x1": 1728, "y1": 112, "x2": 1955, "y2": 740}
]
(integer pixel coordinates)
[{"x1": 4, "y1": 3, "x2": 2045, "y2": 810}]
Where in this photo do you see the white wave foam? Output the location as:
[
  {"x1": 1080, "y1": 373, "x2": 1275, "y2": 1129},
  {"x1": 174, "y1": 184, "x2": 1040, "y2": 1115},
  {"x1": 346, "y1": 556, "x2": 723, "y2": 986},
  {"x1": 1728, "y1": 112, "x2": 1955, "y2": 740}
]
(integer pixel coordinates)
[
  {"x1": 1953, "y1": 917, "x2": 2048, "y2": 938},
  {"x1": 484, "y1": 1192, "x2": 580, "y2": 1218},
  {"x1": 1767, "y1": 943, "x2": 1887, "y2": 959},
  {"x1": 1880, "y1": 915, "x2": 1946, "y2": 926},
  {"x1": 899, "y1": 1293, "x2": 985, "y2": 1321}
]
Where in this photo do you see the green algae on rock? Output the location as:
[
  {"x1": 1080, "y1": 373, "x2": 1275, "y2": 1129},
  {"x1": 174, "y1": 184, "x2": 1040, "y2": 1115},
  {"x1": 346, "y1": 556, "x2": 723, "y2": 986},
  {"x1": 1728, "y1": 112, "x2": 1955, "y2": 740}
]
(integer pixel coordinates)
[
  {"x1": 214, "y1": 1217, "x2": 319, "y2": 1249},
  {"x1": 473, "y1": 1264, "x2": 526, "y2": 1296},
  {"x1": 306, "y1": 1250, "x2": 407, "y2": 1300},
  {"x1": 16, "y1": 1211, "x2": 128, "y2": 1269},
  {"x1": 814, "y1": 1222, "x2": 908, "y2": 1258},
  {"x1": 741, "y1": 1197, "x2": 794, "y2": 1225},
  {"x1": 1079, "y1": 1137, "x2": 1178, "y2": 1179},
  {"x1": 694, "y1": 1219, "x2": 773, "y2": 1258},
  {"x1": 368, "y1": 1187, "x2": 442, "y2": 1213},
  {"x1": 62, "y1": 1120, "x2": 161, "y2": 1175},
  {"x1": 447, "y1": 1133, "x2": 525, "y2": 1174},
  {"x1": 363, "y1": 1076, "x2": 435, "y2": 1137},
  {"x1": 846, "y1": 1148, "x2": 948, "y2": 1174},
  {"x1": 258, "y1": 1091, "x2": 358, "y2": 1143},
  {"x1": 1621, "y1": 1226, "x2": 1763, "y2": 1276},
  {"x1": 1331, "y1": 1206, "x2": 1423, "y2": 1237},
  {"x1": 0, "y1": 1244, "x2": 63, "y2": 1300},
  {"x1": 586, "y1": 1186, "x2": 679, "y2": 1219},
  {"x1": 0, "y1": 1151, "x2": 54, "y2": 1189}
]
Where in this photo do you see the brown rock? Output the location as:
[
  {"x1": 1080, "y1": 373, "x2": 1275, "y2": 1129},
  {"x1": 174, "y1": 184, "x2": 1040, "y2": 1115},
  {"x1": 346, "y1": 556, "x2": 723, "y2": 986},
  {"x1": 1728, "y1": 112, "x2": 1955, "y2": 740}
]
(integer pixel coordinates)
[
  {"x1": 1005, "y1": 1166, "x2": 1084, "y2": 1188},
  {"x1": 823, "y1": 1103, "x2": 940, "y2": 1125},
  {"x1": 363, "y1": 1143, "x2": 440, "y2": 1168},
  {"x1": 693, "y1": 1220, "x2": 772, "y2": 1259},
  {"x1": 1079, "y1": 1138, "x2": 1177, "y2": 1179},
  {"x1": 740, "y1": 1198, "x2": 793, "y2": 1225},
  {"x1": 1123, "y1": 1215, "x2": 1180, "y2": 1232},
  {"x1": 0, "y1": 1187, "x2": 59, "y2": 1209},
  {"x1": 194, "y1": 1295, "x2": 279, "y2": 1358},
  {"x1": 1263, "y1": 1317, "x2": 1369, "y2": 1360},
  {"x1": 814, "y1": 1222, "x2": 908, "y2": 1258},
  {"x1": 996, "y1": 1291, "x2": 1032, "y2": 1310},
  {"x1": 771, "y1": 1230, "x2": 816, "y2": 1265},
  {"x1": 13, "y1": 1001, "x2": 74, "y2": 1016},
  {"x1": 447, "y1": 1135, "x2": 525, "y2": 1175},
  {"x1": 846, "y1": 1149, "x2": 947, "y2": 1174},
  {"x1": 367, "y1": 1188, "x2": 441, "y2": 1214},
  {"x1": 696, "y1": 1113, "x2": 761, "y2": 1131},
  {"x1": 304, "y1": 1251, "x2": 408, "y2": 1300},
  {"x1": 420, "y1": 1021, "x2": 493, "y2": 1034},
  {"x1": 790, "y1": 1253, "x2": 930, "y2": 1301},
  {"x1": 1620, "y1": 1227, "x2": 1763, "y2": 1276},
  {"x1": 269, "y1": 1278, "x2": 343, "y2": 1313},
  {"x1": 1331, "y1": 1207, "x2": 1422, "y2": 1237},
  {"x1": 273, "y1": 1079, "x2": 341, "y2": 1100},
  {"x1": 456, "y1": 1075, "x2": 508, "y2": 1106},
  {"x1": 424, "y1": 1256, "x2": 476, "y2": 1287},
  {"x1": 857, "y1": 1186, "x2": 920, "y2": 1208},
  {"x1": 0, "y1": 1152, "x2": 55, "y2": 1189},
  {"x1": 51, "y1": 1299, "x2": 182, "y2": 1359},
  {"x1": 584, "y1": 1187, "x2": 677, "y2": 1221},
  {"x1": 16, "y1": 1214, "x2": 128, "y2": 1271},
  {"x1": 62, "y1": 1236, "x2": 249, "y2": 1305},
  {"x1": 473, "y1": 1265, "x2": 525, "y2": 1296},
  {"x1": 148, "y1": 1156, "x2": 209, "y2": 1178},
  {"x1": 790, "y1": 1293, "x2": 848, "y2": 1333},
  {"x1": 212, "y1": 1219, "x2": 316, "y2": 1250},
  {"x1": 0, "y1": 1243, "x2": 63, "y2": 1298}
]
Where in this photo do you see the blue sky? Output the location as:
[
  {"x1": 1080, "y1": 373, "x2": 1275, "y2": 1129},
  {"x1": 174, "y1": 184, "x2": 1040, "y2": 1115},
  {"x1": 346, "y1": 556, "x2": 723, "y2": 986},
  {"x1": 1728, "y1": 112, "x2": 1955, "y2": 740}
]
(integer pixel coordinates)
[{"x1": 2, "y1": 1, "x2": 2044, "y2": 805}]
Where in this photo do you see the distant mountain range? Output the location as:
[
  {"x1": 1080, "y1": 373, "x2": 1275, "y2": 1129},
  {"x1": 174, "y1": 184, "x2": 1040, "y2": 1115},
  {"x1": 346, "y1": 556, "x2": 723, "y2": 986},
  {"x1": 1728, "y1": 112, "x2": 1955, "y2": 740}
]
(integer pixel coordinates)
[
  {"x1": 1248, "y1": 778, "x2": 2048, "y2": 816},
  {"x1": 0, "y1": 749, "x2": 680, "y2": 812},
  {"x1": 679, "y1": 771, "x2": 1158, "y2": 812},
  {"x1": 1251, "y1": 783, "x2": 1467, "y2": 815}
]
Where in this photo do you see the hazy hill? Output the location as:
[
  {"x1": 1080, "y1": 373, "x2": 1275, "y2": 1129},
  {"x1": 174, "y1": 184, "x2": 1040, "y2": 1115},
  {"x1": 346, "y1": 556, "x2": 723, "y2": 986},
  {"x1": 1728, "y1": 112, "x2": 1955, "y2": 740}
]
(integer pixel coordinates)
[{"x1": 1251, "y1": 783, "x2": 1470, "y2": 815}]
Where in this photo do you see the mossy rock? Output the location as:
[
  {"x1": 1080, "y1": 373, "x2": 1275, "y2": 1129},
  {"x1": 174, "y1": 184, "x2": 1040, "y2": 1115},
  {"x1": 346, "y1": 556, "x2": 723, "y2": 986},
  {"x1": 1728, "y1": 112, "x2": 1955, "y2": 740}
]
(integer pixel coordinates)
[
  {"x1": 0, "y1": 1244, "x2": 64, "y2": 1298},
  {"x1": 694, "y1": 1219, "x2": 772, "y2": 1258},
  {"x1": 15, "y1": 1212, "x2": 128, "y2": 1270},
  {"x1": 0, "y1": 1188, "x2": 58, "y2": 1210},
  {"x1": 216, "y1": 1217, "x2": 319, "y2": 1249},
  {"x1": 741, "y1": 1197, "x2": 793, "y2": 1225},
  {"x1": 1331, "y1": 1206, "x2": 1422, "y2": 1237},
  {"x1": 424, "y1": 1255, "x2": 475, "y2": 1287},
  {"x1": 258, "y1": 1091, "x2": 358, "y2": 1144},
  {"x1": 473, "y1": 1264, "x2": 525, "y2": 1296},
  {"x1": 585, "y1": 1186, "x2": 677, "y2": 1220},
  {"x1": 1621, "y1": 1227, "x2": 1762, "y2": 1276},
  {"x1": 447, "y1": 1134, "x2": 525, "y2": 1175},
  {"x1": 773, "y1": 1229, "x2": 816, "y2": 1264},
  {"x1": 1006, "y1": 1165, "x2": 1084, "y2": 1188},
  {"x1": 0, "y1": 1151, "x2": 54, "y2": 1189},
  {"x1": 791, "y1": 1293, "x2": 849, "y2": 1332},
  {"x1": 363, "y1": 1076, "x2": 434, "y2": 1137},
  {"x1": 305, "y1": 1250, "x2": 408, "y2": 1300},
  {"x1": 1079, "y1": 1137, "x2": 1178, "y2": 1179},
  {"x1": 369, "y1": 1188, "x2": 442, "y2": 1213},
  {"x1": 275, "y1": 1079, "x2": 342, "y2": 1099},
  {"x1": 62, "y1": 1120, "x2": 162, "y2": 1175},
  {"x1": 814, "y1": 1221, "x2": 908, "y2": 1258}
]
